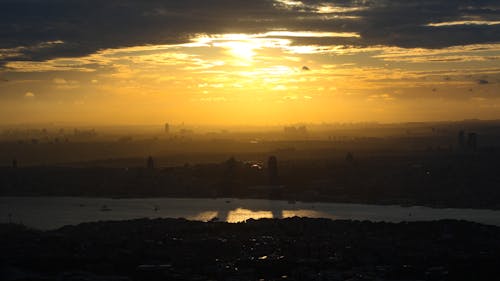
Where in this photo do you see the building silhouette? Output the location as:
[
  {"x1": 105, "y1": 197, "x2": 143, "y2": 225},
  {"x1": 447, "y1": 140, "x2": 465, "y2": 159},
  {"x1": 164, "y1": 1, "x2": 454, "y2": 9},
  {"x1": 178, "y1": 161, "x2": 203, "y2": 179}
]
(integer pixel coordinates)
[
  {"x1": 467, "y1": 132, "x2": 477, "y2": 151},
  {"x1": 12, "y1": 159, "x2": 17, "y2": 168},
  {"x1": 458, "y1": 130, "x2": 465, "y2": 149},
  {"x1": 284, "y1": 125, "x2": 307, "y2": 135},
  {"x1": 164, "y1": 123, "x2": 169, "y2": 134},
  {"x1": 147, "y1": 156, "x2": 155, "y2": 169},
  {"x1": 225, "y1": 156, "x2": 238, "y2": 178},
  {"x1": 268, "y1": 155, "x2": 278, "y2": 185},
  {"x1": 345, "y1": 152, "x2": 354, "y2": 162}
]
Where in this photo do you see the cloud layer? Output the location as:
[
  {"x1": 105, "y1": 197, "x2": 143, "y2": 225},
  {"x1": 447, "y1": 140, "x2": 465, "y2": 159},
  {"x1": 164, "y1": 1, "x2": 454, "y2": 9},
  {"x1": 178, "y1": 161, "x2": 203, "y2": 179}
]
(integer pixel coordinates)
[{"x1": 1, "y1": 0, "x2": 499, "y2": 65}]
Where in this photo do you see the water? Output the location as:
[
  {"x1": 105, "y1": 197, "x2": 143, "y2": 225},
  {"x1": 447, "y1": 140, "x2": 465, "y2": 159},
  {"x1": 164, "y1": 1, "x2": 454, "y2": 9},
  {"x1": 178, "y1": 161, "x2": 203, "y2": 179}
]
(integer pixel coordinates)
[{"x1": 1, "y1": 197, "x2": 500, "y2": 230}]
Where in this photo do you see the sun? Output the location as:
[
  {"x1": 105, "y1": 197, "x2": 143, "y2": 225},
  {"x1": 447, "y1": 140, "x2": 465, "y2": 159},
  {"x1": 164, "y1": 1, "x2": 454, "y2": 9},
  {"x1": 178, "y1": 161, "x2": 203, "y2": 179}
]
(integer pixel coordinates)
[
  {"x1": 209, "y1": 34, "x2": 260, "y2": 62},
  {"x1": 226, "y1": 41, "x2": 256, "y2": 61}
]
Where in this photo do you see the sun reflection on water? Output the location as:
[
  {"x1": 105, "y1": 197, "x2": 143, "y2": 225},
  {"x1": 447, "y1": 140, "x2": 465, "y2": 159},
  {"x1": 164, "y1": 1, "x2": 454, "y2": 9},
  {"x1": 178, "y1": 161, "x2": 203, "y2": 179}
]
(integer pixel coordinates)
[
  {"x1": 187, "y1": 211, "x2": 219, "y2": 221},
  {"x1": 188, "y1": 208, "x2": 336, "y2": 223},
  {"x1": 226, "y1": 208, "x2": 274, "y2": 223},
  {"x1": 282, "y1": 209, "x2": 335, "y2": 219}
]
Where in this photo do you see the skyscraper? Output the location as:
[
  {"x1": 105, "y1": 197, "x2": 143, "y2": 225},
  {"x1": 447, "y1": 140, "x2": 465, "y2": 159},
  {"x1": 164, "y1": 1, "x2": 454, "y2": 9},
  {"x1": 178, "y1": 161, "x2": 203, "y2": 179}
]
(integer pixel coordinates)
[
  {"x1": 458, "y1": 130, "x2": 465, "y2": 149},
  {"x1": 467, "y1": 132, "x2": 477, "y2": 151},
  {"x1": 147, "y1": 156, "x2": 155, "y2": 169},
  {"x1": 268, "y1": 156, "x2": 278, "y2": 185}
]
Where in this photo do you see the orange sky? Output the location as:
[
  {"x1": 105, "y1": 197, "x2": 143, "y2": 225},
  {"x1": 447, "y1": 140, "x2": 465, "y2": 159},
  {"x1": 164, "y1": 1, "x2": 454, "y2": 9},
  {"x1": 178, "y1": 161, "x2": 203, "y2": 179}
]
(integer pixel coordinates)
[{"x1": 1, "y1": 1, "x2": 499, "y2": 125}]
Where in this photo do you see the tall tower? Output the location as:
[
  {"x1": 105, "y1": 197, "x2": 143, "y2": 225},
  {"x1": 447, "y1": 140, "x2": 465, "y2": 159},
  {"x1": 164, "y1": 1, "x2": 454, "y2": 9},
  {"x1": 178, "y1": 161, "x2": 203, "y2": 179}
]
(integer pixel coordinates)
[
  {"x1": 268, "y1": 155, "x2": 278, "y2": 185},
  {"x1": 345, "y1": 152, "x2": 354, "y2": 162},
  {"x1": 467, "y1": 133, "x2": 477, "y2": 151},
  {"x1": 164, "y1": 123, "x2": 170, "y2": 134},
  {"x1": 147, "y1": 156, "x2": 155, "y2": 169},
  {"x1": 458, "y1": 130, "x2": 465, "y2": 149}
]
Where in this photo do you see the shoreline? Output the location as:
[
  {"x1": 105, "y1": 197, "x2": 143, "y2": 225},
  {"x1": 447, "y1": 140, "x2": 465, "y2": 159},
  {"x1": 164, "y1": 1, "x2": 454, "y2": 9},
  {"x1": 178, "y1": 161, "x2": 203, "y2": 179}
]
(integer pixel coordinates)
[{"x1": 2, "y1": 194, "x2": 500, "y2": 211}]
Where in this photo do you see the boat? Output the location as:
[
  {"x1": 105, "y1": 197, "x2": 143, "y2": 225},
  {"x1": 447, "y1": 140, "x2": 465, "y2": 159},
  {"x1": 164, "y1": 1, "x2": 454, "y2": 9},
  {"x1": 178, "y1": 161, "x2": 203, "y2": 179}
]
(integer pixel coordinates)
[{"x1": 100, "y1": 205, "x2": 112, "y2": 212}]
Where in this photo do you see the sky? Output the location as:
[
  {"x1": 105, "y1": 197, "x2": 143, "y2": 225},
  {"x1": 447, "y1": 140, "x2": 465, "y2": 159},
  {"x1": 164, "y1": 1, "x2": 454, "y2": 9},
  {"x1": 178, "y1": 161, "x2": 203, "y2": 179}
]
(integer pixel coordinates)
[{"x1": 0, "y1": 0, "x2": 499, "y2": 125}]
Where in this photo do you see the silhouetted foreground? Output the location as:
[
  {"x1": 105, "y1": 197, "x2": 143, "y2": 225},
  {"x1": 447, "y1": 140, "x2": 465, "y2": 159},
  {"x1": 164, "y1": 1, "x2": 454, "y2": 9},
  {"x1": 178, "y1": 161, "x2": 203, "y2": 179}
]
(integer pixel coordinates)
[{"x1": 2, "y1": 218, "x2": 500, "y2": 281}]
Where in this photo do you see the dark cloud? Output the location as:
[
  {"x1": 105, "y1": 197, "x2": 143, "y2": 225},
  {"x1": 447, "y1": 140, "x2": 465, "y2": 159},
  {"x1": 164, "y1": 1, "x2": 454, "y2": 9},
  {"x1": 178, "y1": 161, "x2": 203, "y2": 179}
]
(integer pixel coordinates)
[
  {"x1": 0, "y1": 0, "x2": 499, "y2": 65},
  {"x1": 477, "y1": 79, "x2": 489, "y2": 84}
]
